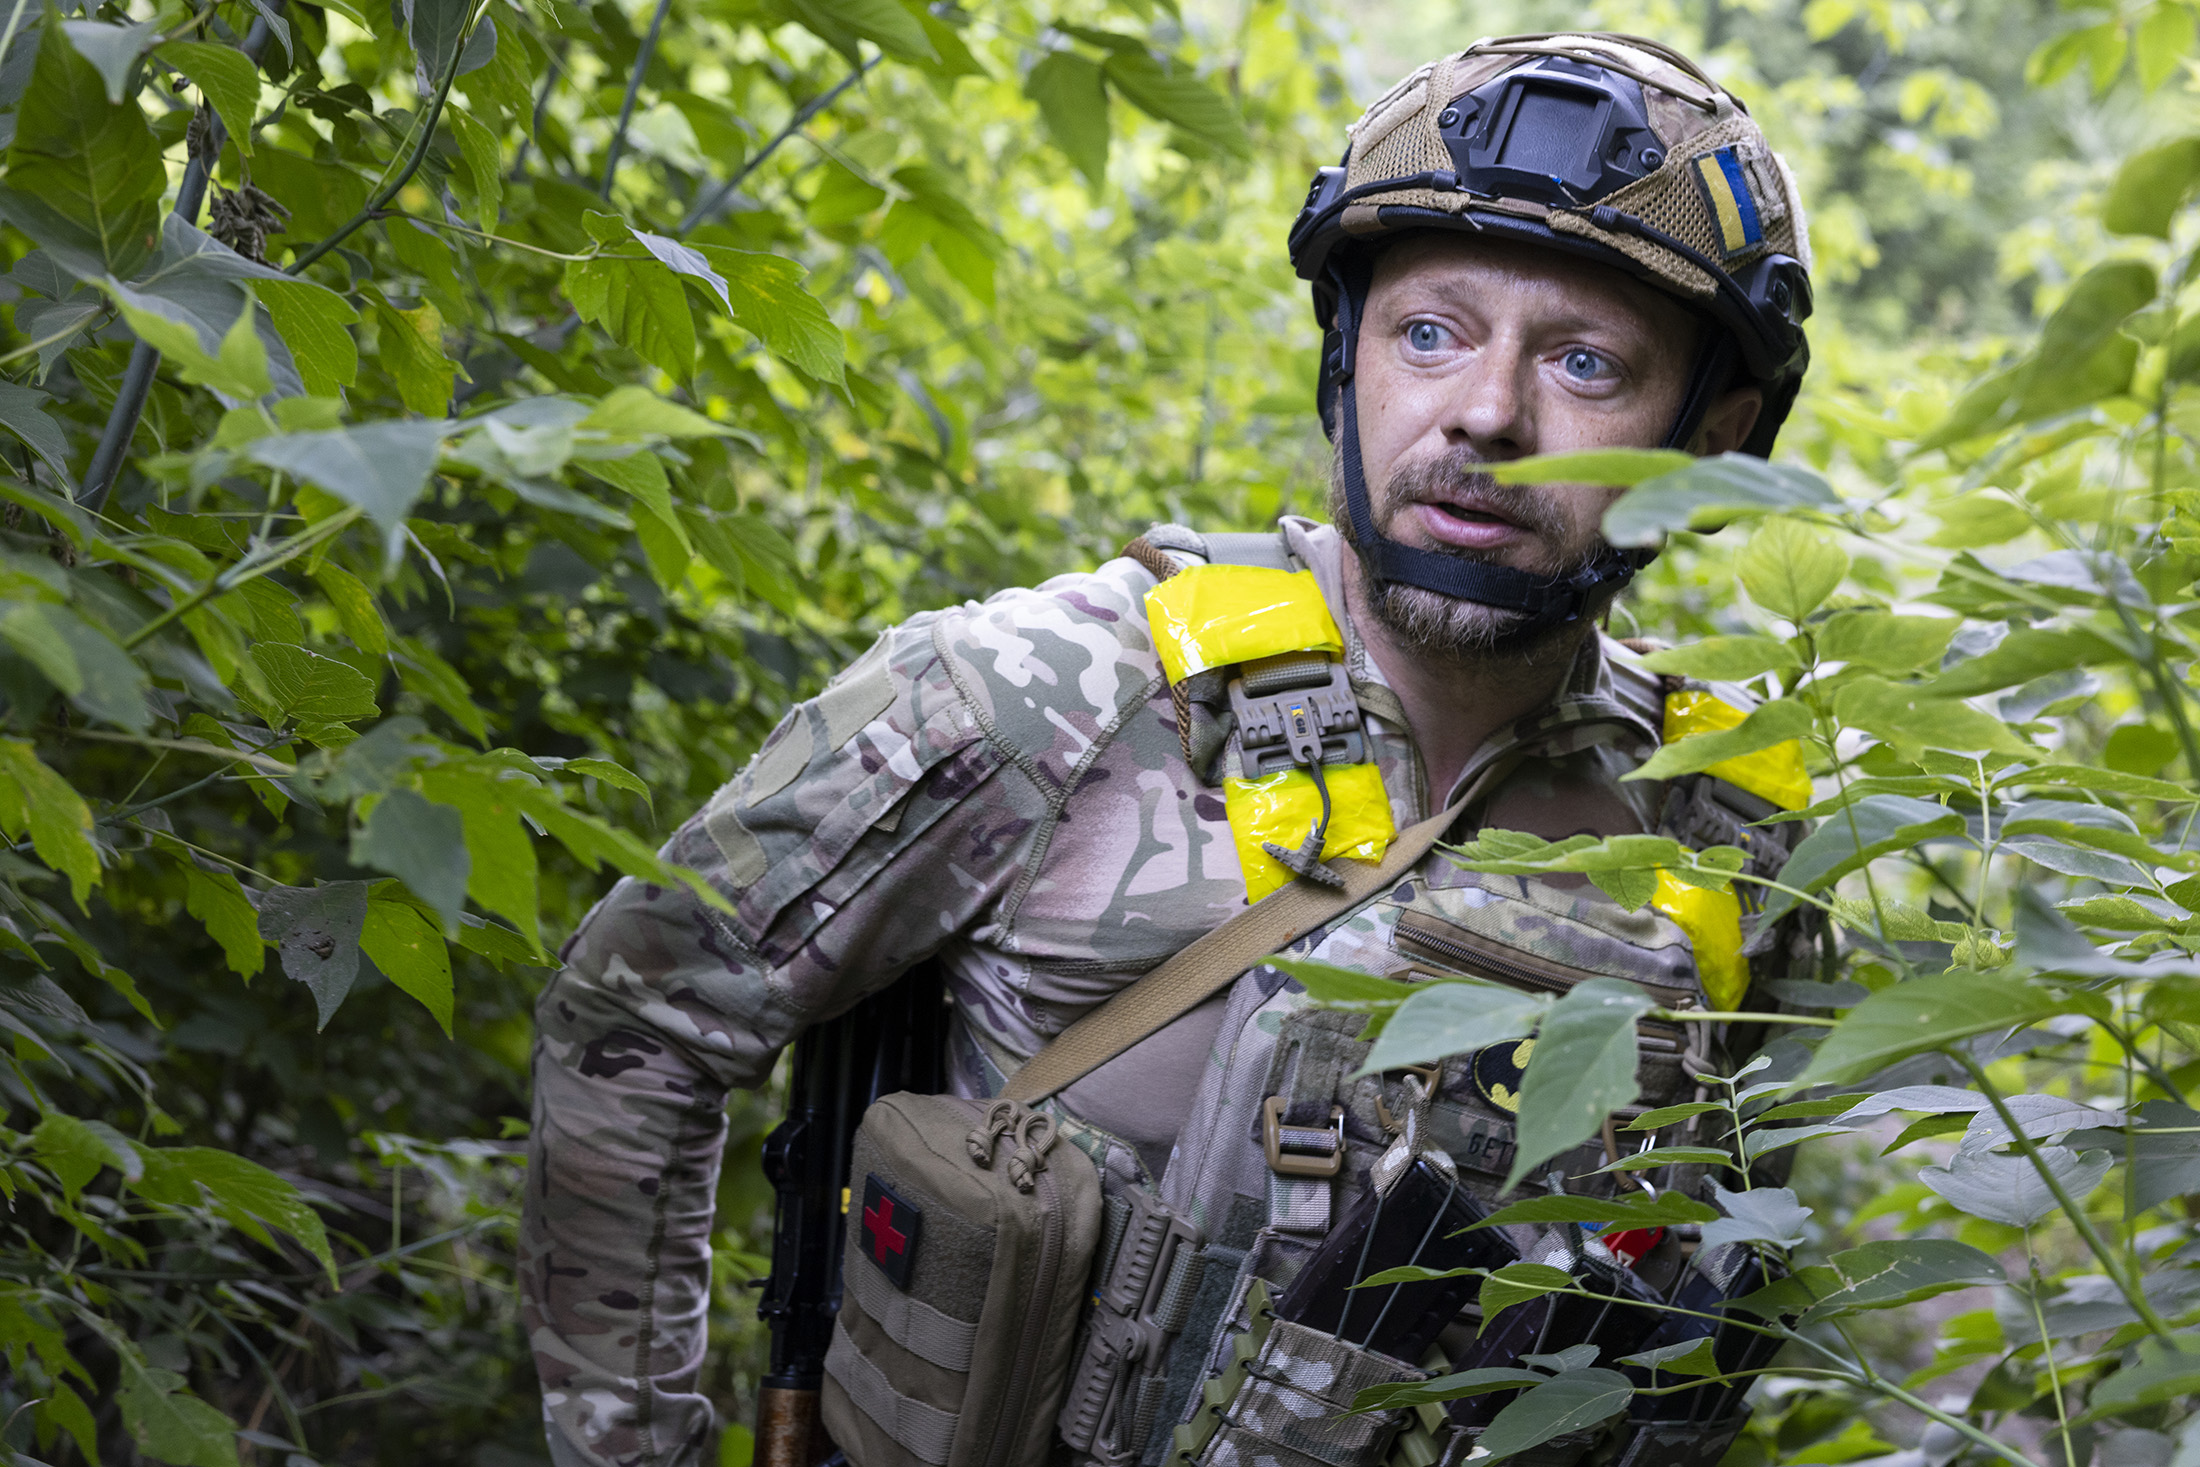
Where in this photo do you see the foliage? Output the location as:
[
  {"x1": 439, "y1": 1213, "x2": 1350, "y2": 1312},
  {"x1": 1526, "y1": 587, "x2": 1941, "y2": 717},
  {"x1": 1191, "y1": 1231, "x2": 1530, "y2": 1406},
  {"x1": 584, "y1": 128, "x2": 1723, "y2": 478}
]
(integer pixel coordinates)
[
  {"x1": 0, "y1": 0, "x2": 1349, "y2": 1458},
  {"x1": 0, "y1": 0, "x2": 2193, "y2": 1458},
  {"x1": 1324, "y1": 183, "x2": 2200, "y2": 1455}
]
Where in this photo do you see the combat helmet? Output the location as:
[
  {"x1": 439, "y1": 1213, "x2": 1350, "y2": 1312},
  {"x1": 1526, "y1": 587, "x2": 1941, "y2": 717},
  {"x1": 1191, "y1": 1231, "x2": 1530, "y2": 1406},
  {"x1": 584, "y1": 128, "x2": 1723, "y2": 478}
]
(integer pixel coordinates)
[{"x1": 1287, "y1": 33, "x2": 1814, "y2": 630}]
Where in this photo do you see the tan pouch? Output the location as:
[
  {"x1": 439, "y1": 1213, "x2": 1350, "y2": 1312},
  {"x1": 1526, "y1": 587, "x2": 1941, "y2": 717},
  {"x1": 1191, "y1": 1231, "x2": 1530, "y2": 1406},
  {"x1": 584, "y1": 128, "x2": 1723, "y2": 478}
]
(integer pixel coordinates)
[{"x1": 822, "y1": 1095, "x2": 1102, "y2": 1467}]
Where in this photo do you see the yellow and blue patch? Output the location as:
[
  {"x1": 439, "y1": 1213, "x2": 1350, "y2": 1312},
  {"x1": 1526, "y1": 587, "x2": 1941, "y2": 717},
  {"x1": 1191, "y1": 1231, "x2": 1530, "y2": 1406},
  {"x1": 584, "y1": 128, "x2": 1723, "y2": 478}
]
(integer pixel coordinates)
[{"x1": 1691, "y1": 146, "x2": 1764, "y2": 258}]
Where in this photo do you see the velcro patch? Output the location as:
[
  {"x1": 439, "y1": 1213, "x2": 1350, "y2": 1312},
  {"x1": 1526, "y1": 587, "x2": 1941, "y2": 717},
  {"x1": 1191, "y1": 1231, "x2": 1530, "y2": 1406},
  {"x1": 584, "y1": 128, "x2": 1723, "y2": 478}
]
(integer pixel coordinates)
[
  {"x1": 1690, "y1": 146, "x2": 1764, "y2": 258},
  {"x1": 858, "y1": 1173, "x2": 921, "y2": 1290}
]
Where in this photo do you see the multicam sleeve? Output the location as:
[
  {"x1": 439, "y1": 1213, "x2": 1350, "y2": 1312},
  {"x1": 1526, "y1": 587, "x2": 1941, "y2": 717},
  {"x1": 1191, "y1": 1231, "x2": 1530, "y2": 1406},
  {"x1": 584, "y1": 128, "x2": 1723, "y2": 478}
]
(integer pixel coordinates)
[{"x1": 519, "y1": 620, "x2": 1025, "y2": 1467}]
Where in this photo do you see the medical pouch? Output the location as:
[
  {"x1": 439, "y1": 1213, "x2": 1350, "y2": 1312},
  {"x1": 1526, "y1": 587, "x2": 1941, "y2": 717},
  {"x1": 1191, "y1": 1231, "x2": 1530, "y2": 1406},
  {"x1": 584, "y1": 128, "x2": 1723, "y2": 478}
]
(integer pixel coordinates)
[{"x1": 822, "y1": 1094, "x2": 1103, "y2": 1467}]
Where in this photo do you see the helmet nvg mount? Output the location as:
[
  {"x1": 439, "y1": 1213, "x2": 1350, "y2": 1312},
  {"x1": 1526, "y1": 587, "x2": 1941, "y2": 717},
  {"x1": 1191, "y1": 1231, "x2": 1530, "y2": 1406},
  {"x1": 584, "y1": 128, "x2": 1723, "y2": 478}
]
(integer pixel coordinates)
[{"x1": 1288, "y1": 33, "x2": 1814, "y2": 631}]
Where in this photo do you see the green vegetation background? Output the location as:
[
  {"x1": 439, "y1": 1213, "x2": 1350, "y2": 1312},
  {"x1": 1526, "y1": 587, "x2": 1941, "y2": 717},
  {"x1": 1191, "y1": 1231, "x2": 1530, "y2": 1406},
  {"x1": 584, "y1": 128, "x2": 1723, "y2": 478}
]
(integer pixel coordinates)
[{"x1": 1, "y1": 0, "x2": 2197, "y2": 1461}]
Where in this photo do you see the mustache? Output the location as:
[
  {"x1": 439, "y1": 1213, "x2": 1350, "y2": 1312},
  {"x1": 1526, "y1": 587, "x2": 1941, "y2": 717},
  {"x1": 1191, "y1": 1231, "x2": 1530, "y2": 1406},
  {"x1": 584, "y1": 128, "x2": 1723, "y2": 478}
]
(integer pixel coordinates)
[{"x1": 1375, "y1": 448, "x2": 1571, "y2": 542}]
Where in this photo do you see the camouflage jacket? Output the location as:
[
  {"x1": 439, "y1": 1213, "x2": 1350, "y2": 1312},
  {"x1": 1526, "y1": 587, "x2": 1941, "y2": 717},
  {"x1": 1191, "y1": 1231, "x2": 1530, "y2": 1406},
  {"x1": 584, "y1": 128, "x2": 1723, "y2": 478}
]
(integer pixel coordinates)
[{"x1": 520, "y1": 517, "x2": 1804, "y2": 1467}]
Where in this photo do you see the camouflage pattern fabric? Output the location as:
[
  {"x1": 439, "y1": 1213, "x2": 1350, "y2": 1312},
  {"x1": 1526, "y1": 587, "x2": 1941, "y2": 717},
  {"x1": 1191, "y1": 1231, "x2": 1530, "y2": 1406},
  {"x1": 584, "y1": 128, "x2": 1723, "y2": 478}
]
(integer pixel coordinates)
[
  {"x1": 1194, "y1": 1319, "x2": 1421, "y2": 1467},
  {"x1": 519, "y1": 515, "x2": 1799, "y2": 1467}
]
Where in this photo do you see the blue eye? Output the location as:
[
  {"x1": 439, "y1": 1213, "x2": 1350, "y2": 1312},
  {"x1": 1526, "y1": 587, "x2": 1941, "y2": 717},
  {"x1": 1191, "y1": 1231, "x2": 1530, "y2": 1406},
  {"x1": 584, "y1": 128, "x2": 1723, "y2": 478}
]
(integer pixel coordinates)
[
  {"x1": 1562, "y1": 348, "x2": 1613, "y2": 381},
  {"x1": 1405, "y1": 321, "x2": 1448, "y2": 352}
]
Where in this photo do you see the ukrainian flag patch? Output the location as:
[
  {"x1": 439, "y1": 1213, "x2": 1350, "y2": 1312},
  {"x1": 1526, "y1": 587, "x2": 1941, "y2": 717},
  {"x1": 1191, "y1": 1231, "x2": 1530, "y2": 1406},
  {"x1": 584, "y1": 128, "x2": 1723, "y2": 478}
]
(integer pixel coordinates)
[{"x1": 1691, "y1": 146, "x2": 1764, "y2": 258}]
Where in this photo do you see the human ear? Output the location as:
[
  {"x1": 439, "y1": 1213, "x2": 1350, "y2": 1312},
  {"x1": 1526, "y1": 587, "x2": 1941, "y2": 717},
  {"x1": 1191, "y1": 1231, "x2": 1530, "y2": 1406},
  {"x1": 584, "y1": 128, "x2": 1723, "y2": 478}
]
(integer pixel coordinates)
[{"x1": 1691, "y1": 386, "x2": 1763, "y2": 456}]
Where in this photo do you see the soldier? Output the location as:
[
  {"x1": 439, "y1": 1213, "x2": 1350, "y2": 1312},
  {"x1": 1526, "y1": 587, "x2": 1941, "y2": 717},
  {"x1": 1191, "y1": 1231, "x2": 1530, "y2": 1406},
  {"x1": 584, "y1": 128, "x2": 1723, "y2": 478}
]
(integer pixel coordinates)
[{"x1": 523, "y1": 31, "x2": 1818, "y2": 1467}]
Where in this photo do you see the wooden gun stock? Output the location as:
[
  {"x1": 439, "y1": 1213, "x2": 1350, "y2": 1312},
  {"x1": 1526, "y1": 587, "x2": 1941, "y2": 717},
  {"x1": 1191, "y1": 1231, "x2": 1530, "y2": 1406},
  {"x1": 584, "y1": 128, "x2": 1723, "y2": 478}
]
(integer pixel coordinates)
[{"x1": 756, "y1": 1385, "x2": 831, "y2": 1467}]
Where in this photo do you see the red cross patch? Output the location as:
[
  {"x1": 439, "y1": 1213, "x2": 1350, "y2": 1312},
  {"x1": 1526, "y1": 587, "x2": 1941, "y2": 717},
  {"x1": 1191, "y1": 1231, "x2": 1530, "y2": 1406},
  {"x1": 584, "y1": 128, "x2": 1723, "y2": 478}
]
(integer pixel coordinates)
[{"x1": 859, "y1": 1173, "x2": 921, "y2": 1290}]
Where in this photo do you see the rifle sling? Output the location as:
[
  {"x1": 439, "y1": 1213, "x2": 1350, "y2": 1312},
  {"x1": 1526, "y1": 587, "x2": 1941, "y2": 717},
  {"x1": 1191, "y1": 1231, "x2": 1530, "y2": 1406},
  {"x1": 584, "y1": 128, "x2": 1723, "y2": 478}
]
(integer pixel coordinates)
[{"x1": 999, "y1": 759, "x2": 1516, "y2": 1105}]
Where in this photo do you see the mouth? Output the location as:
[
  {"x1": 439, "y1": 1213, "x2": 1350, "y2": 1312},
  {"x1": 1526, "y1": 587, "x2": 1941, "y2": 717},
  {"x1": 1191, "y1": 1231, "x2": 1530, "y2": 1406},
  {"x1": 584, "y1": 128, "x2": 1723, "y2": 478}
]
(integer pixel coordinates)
[{"x1": 1406, "y1": 492, "x2": 1535, "y2": 551}]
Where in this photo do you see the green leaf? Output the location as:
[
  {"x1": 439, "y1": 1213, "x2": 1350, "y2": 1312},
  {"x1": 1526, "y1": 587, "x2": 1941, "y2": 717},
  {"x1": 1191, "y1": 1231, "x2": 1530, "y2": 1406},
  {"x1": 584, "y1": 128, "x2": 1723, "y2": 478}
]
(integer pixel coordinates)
[
  {"x1": 785, "y1": 0, "x2": 937, "y2": 63},
  {"x1": 117, "y1": 1363, "x2": 240, "y2": 1467},
  {"x1": 1623, "y1": 697, "x2": 1812, "y2": 784},
  {"x1": 257, "y1": 881, "x2": 368, "y2": 1028},
  {"x1": 351, "y1": 787, "x2": 469, "y2": 933},
  {"x1": 1101, "y1": 49, "x2": 1250, "y2": 157},
  {"x1": 2135, "y1": 3, "x2": 2193, "y2": 90},
  {"x1": 1636, "y1": 635, "x2": 1799, "y2": 682},
  {"x1": 1603, "y1": 453, "x2": 1843, "y2": 548},
  {"x1": 2104, "y1": 136, "x2": 2200, "y2": 238},
  {"x1": 1834, "y1": 676, "x2": 2033, "y2": 760},
  {"x1": 360, "y1": 894, "x2": 454, "y2": 1036},
  {"x1": 1024, "y1": 52, "x2": 1109, "y2": 188},
  {"x1": 393, "y1": 637, "x2": 490, "y2": 743},
  {"x1": 1760, "y1": 795, "x2": 1967, "y2": 923},
  {"x1": 0, "y1": 737, "x2": 99, "y2": 906},
  {"x1": 1799, "y1": 972, "x2": 2103, "y2": 1086},
  {"x1": 580, "y1": 384, "x2": 740, "y2": 440},
  {"x1": 1619, "y1": 1336, "x2": 1722, "y2": 1378},
  {"x1": 259, "y1": 279, "x2": 361, "y2": 396},
  {"x1": 417, "y1": 764, "x2": 540, "y2": 947},
  {"x1": 1701, "y1": 1182, "x2": 1811, "y2": 1249},
  {"x1": 309, "y1": 561, "x2": 390, "y2": 657},
  {"x1": 1738, "y1": 518, "x2": 1849, "y2": 622},
  {"x1": 1268, "y1": 954, "x2": 1412, "y2": 1010},
  {"x1": 563, "y1": 254, "x2": 697, "y2": 379},
  {"x1": 1478, "y1": 1262, "x2": 1575, "y2": 1332},
  {"x1": 1486, "y1": 447, "x2": 1694, "y2": 488},
  {"x1": 1814, "y1": 612, "x2": 1957, "y2": 672},
  {"x1": 1505, "y1": 978, "x2": 1658, "y2": 1191},
  {"x1": 448, "y1": 103, "x2": 502, "y2": 232},
  {"x1": 0, "y1": 381, "x2": 77, "y2": 485},
  {"x1": 60, "y1": 19, "x2": 161, "y2": 104},
  {"x1": 182, "y1": 862, "x2": 265, "y2": 977},
  {"x1": 691, "y1": 245, "x2": 846, "y2": 383},
  {"x1": 1798, "y1": 1238, "x2": 2007, "y2": 1321},
  {"x1": 130, "y1": 1144, "x2": 336, "y2": 1285},
  {"x1": 33, "y1": 1110, "x2": 138, "y2": 1197},
  {"x1": 247, "y1": 420, "x2": 449, "y2": 551},
  {"x1": 2087, "y1": 1333, "x2": 2200, "y2": 1416},
  {"x1": 1360, "y1": 980, "x2": 1548, "y2": 1075},
  {"x1": 1920, "y1": 1144, "x2": 2109, "y2": 1228},
  {"x1": 402, "y1": 0, "x2": 474, "y2": 93},
  {"x1": 1472, "y1": 1189, "x2": 1719, "y2": 1234},
  {"x1": 0, "y1": 600, "x2": 152, "y2": 731},
  {"x1": 1626, "y1": 1101, "x2": 1726, "y2": 1130},
  {"x1": 2015, "y1": 260, "x2": 2158, "y2": 416},
  {"x1": 562, "y1": 756, "x2": 651, "y2": 804},
  {"x1": 1923, "y1": 627, "x2": 2122, "y2": 697},
  {"x1": 1475, "y1": 1369, "x2": 1635, "y2": 1459},
  {"x1": 113, "y1": 282, "x2": 271, "y2": 400},
  {"x1": 370, "y1": 295, "x2": 460, "y2": 416},
  {"x1": 1350, "y1": 1368, "x2": 1549, "y2": 1413},
  {"x1": 156, "y1": 40, "x2": 262, "y2": 156},
  {"x1": 248, "y1": 642, "x2": 378, "y2": 725}
]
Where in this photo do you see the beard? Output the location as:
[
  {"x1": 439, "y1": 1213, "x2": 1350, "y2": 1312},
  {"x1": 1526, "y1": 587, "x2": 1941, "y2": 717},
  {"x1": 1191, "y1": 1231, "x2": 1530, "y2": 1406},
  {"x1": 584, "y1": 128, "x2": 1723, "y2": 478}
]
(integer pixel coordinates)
[{"x1": 1330, "y1": 443, "x2": 1615, "y2": 665}]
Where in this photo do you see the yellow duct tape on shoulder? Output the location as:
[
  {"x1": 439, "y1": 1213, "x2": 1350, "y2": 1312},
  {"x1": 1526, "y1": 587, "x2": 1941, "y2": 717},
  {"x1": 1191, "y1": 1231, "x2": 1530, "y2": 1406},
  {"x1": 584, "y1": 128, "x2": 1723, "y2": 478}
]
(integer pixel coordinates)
[
  {"x1": 1143, "y1": 565, "x2": 1343, "y2": 684},
  {"x1": 1662, "y1": 689, "x2": 1813, "y2": 812}
]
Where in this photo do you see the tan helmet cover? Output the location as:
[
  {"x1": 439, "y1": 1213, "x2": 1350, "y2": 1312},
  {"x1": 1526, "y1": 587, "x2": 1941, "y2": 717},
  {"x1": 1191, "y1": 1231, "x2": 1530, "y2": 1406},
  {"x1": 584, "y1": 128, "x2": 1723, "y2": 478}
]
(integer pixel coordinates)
[{"x1": 1336, "y1": 33, "x2": 1812, "y2": 305}]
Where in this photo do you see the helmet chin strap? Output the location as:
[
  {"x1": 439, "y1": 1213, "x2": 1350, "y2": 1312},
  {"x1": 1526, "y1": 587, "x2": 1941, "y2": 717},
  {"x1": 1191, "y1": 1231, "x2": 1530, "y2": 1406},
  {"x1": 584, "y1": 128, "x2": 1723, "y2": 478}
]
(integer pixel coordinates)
[{"x1": 1327, "y1": 263, "x2": 1658, "y2": 635}]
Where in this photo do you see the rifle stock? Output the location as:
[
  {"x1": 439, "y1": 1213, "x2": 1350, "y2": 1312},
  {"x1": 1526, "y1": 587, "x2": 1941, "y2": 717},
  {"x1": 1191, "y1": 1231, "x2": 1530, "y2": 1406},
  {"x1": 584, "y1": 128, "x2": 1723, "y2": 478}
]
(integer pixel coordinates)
[{"x1": 755, "y1": 966, "x2": 947, "y2": 1467}]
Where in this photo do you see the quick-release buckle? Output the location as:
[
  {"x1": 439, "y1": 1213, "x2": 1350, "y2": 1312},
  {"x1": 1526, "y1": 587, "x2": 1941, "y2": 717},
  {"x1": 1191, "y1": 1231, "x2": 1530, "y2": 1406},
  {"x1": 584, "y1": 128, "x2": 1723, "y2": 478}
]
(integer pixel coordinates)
[
  {"x1": 1228, "y1": 653, "x2": 1364, "y2": 779},
  {"x1": 1262, "y1": 1095, "x2": 1345, "y2": 1178}
]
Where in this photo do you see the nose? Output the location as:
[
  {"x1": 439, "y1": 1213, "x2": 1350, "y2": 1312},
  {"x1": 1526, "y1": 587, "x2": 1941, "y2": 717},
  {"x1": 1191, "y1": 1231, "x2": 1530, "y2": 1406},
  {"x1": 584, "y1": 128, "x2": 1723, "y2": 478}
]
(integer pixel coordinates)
[{"x1": 1440, "y1": 333, "x2": 1534, "y2": 460}]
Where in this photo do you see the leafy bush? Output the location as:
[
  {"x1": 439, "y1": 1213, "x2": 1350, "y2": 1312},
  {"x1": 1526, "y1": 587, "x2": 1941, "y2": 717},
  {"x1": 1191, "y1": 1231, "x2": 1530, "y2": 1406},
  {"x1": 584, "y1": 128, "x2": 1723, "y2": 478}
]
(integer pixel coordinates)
[{"x1": 0, "y1": 0, "x2": 2194, "y2": 1461}]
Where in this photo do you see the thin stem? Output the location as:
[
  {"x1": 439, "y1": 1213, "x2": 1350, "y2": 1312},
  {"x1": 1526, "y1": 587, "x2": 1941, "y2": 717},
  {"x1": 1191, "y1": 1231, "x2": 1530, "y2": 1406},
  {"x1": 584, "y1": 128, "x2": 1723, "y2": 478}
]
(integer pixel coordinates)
[
  {"x1": 1955, "y1": 1048, "x2": 2174, "y2": 1338},
  {"x1": 286, "y1": 1, "x2": 481, "y2": 275},
  {"x1": 81, "y1": 12, "x2": 280, "y2": 511},
  {"x1": 2023, "y1": 1233, "x2": 2077, "y2": 1467},
  {"x1": 121, "y1": 504, "x2": 362, "y2": 650},
  {"x1": 384, "y1": 212, "x2": 599, "y2": 260},
  {"x1": 0, "y1": 0, "x2": 33, "y2": 76},
  {"x1": 599, "y1": 0, "x2": 673, "y2": 196},
  {"x1": 1653, "y1": 1010, "x2": 1837, "y2": 1028},
  {"x1": 59, "y1": 730, "x2": 297, "y2": 776},
  {"x1": 675, "y1": 55, "x2": 879, "y2": 235}
]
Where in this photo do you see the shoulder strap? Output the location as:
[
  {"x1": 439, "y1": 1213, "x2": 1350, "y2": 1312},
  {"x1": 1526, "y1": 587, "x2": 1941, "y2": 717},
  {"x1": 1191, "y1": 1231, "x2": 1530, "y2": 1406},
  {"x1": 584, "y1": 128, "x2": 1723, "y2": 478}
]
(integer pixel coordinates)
[
  {"x1": 1000, "y1": 757, "x2": 1518, "y2": 1105},
  {"x1": 1202, "y1": 530, "x2": 1297, "y2": 572}
]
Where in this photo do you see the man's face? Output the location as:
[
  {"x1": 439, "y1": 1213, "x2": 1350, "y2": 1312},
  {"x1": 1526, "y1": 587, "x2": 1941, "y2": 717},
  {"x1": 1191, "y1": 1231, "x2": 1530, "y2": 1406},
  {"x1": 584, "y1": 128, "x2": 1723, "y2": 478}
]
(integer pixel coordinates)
[{"x1": 1332, "y1": 233, "x2": 1757, "y2": 660}]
